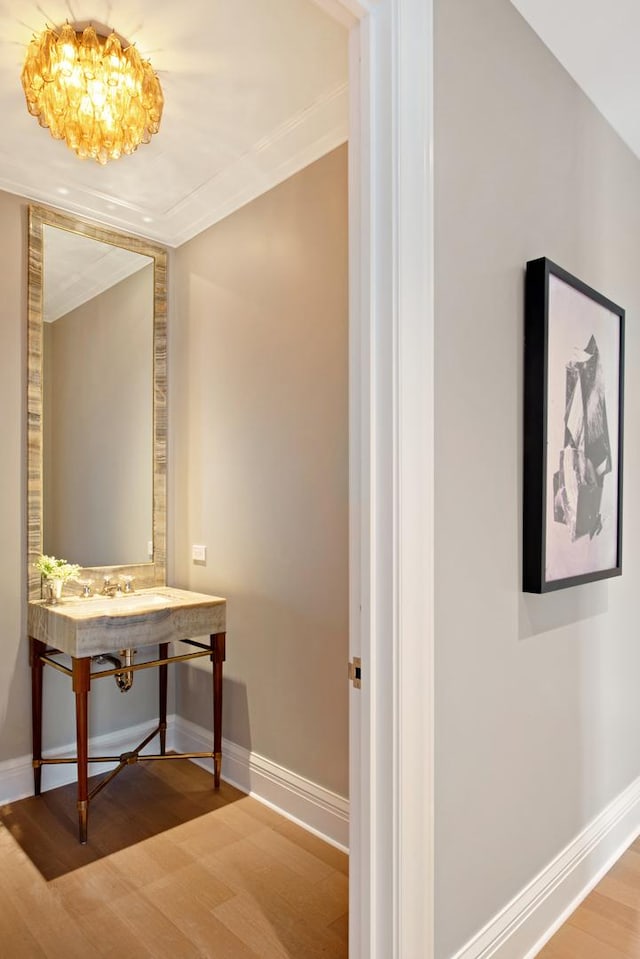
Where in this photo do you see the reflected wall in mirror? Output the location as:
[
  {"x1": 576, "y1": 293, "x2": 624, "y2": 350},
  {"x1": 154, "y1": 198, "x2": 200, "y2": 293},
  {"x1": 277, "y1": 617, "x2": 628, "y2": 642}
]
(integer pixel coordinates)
[
  {"x1": 28, "y1": 206, "x2": 167, "y2": 600},
  {"x1": 43, "y1": 230, "x2": 154, "y2": 567}
]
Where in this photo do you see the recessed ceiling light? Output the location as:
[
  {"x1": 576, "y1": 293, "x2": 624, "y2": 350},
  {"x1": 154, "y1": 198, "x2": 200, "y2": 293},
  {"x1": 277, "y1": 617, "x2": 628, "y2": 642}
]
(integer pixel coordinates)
[
  {"x1": 142, "y1": 216, "x2": 153, "y2": 223},
  {"x1": 57, "y1": 186, "x2": 69, "y2": 195}
]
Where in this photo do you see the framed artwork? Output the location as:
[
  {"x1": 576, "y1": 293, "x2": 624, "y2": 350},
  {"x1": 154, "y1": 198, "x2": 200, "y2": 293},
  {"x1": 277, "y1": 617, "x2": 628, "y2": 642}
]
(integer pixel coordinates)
[{"x1": 523, "y1": 257, "x2": 624, "y2": 593}]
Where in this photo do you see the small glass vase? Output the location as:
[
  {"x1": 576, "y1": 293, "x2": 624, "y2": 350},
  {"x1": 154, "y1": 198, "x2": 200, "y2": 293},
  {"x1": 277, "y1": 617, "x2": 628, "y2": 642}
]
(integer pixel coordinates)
[{"x1": 45, "y1": 577, "x2": 64, "y2": 604}]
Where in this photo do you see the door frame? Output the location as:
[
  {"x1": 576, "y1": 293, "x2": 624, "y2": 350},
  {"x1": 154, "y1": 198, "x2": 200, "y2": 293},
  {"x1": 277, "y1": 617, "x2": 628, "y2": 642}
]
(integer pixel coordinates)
[{"x1": 319, "y1": 0, "x2": 436, "y2": 955}]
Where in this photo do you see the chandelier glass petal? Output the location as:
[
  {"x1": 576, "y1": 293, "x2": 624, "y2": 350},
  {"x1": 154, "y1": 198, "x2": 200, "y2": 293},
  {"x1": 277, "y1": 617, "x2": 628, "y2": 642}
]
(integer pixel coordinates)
[{"x1": 21, "y1": 24, "x2": 164, "y2": 165}]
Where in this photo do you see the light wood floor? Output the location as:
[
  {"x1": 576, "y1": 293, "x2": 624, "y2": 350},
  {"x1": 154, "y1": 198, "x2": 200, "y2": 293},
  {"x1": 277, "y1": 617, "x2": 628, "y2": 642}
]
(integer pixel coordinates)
[
  {"x1": 0, "y1": 760, "x2": 348, "y2": 958},
  {"x1": 537, "y1": 836, "x2": 640, "y2": 957}
]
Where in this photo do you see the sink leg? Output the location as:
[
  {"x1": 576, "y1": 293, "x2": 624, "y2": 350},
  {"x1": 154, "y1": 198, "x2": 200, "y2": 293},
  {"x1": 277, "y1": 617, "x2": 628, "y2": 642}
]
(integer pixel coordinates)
[
  {"x1": 72, "y1": 656, "x2": 91, "y2": 844},
  {"x1": 30, "y1": 637, "x2": 45, "y2": 796},
  {"x1": 159, "y1": 642, "x2": 169, "y2": 755},
  {"x1": 78, "y1": 801, "x2": 88, "y2": 845},
  {"x1": 211, "y1": 633, "x2": 226, "y2": 788}
]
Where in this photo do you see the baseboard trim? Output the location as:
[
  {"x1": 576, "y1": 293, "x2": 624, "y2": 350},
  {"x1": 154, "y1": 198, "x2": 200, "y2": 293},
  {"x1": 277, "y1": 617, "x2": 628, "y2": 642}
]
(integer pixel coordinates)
[
  {"x1": 173, "y1": 716, "x2": 349, "y2": 852},
  {"x1": 0, "y1": 715, "x2": 349, "y2": 854},
  {"x1": 451, "y1": 775, "x2": 640, "y2": 959},
  {"x1": 0, "y1": 716, "x2": 176, "y2": 805}
]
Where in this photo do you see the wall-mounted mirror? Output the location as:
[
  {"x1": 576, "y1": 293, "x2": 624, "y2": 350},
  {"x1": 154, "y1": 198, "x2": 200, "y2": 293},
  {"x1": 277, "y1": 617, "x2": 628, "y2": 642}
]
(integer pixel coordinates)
[{"x1": 27, "y1": 205, "x2": 167, "y2": 599}]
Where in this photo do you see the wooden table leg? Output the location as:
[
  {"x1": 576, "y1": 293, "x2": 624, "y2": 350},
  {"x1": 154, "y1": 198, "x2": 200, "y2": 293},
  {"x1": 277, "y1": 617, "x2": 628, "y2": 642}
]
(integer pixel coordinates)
[
  {"x1": 72, "y1": 657, "x2": 91, "y2": 844},
  {"x1": 211, "y1": 633, "x2": 226, "y2": 788},
  {"x1": 159, "y1": 642, "x2": 169, "y2": 755},
  {"x1": 29, "y1": 637, "x2": 46, "y2": 796}
]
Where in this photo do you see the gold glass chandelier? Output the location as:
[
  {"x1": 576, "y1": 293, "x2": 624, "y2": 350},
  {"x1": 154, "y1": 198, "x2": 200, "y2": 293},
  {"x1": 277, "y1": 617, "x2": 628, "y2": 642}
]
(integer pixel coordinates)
[{"x1": 21, "y1": 23, "x2": 164, "y2": 165}]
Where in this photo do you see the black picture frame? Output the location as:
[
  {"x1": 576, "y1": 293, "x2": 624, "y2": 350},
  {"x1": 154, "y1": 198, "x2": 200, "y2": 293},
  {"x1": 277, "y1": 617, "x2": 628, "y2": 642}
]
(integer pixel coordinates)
[{"x1": 523, "y1": 257, "x2": 625, "y2": 593}]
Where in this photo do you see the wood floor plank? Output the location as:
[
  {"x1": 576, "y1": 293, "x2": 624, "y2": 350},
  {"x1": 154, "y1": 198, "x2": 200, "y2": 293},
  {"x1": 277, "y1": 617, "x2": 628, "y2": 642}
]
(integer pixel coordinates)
[
  {"x1": 139, "y1": 864, "x2": 258, "y2": 958},
  {"x1": 170, "y1": 810, "x2": 246, "y2": 858},
  {"x1": 106, "y1": 833, "x2": 194, "y2": 890},
  {"x1": 107, "y1": 891, "x2": 205, "y2": 958},
  {"x1": 273, "y1": 818, "x2": 349, "y2": 876},
  {"x1": 569, "y1": 898, "x2": 640, "y2": 955},
  {"x1": 586, "y1": 890, "x2": 640, "y2": 934},
  {"x1": 538, "y1": 922, "x2": 628, "y2": 958},
  {"x1": 0, "y1": 888, "x2": 48, "y2": 959},
  {"x1": 214, "y1": 891, "x2": 347, "y2": 959},
  {"x1": 208, "y1": 857, "x2": 347, "y2": 959},
  {"x1": 0, "y1": 871, "x2": 97, "y2": 959},
  {"x1": 208, "y1": 835, "x2": 288, "y2": 878},
  {"x1": 538, "y1": 845, "x2": 640, "y2": 958},
  {"x1": 64, "y1": 902, "x2": 156, "y2": 959},
  {"x1": 314, "y1": 871, "x2": 350, "y2": 923},
  {"x1": 213, "y1": 893, "x2": 293, "y2": 959},
  {"x1": 139, "y1": 858, "x2": 235, "y2": 910},
  {"x1": 329, "y1": 912, "x2": 349, "y2": 944},
  {"x1": 247, "y1": 827, "x2": 335, "y2": 883},
  {"x1": 203, "y1": 799, "x2": 275, "y2": 837},
  {"x1": 597, "y1": 870, "x2": 640, "y2": 913},
  {"x1": 0, "y1": 760, "x2": 348, "y2": 959},
  {"x1": 49, "y1": 859, "x2": 136, "y2": 918}
]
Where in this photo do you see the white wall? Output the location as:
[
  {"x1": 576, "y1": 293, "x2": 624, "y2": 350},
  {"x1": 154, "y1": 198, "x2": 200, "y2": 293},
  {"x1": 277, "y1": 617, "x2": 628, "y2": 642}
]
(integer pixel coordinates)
[{"x1": 435, "y1": 0, "x2": 640, "y2": 955}]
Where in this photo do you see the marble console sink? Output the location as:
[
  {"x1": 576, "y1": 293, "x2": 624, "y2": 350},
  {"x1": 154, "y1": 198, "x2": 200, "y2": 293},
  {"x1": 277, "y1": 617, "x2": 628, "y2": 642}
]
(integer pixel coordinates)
[{"x1": 27, "y1": 586, "x2": 226, "y2": 658}]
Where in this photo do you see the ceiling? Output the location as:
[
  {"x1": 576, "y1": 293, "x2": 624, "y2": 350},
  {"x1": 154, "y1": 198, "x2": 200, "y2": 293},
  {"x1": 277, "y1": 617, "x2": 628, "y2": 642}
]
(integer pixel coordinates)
[
  {"x1": 3, "y1": 3, "x2": 634, "y2": 254},
  {"x1": 0, "y1": 0, "x2": 348, "y2": 248},
  {"x1": 511, "y1": 0, "x2": 640, "y2": 162}
]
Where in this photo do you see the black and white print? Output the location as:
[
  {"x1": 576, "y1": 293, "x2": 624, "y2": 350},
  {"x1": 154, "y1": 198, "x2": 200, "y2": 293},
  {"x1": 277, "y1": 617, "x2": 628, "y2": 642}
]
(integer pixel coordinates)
[{"x1": 545, "y1": 274, "x2": 620, "y2": 583}]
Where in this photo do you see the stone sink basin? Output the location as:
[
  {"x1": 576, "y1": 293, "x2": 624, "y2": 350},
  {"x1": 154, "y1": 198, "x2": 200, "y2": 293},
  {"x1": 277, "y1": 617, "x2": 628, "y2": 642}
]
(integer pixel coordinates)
[
  {"x1": 70, "y1": 592, "x2": 170, "y2": 615},
  {"x1": 28, "y1": 586, "x2": 226, "y2": 659}
]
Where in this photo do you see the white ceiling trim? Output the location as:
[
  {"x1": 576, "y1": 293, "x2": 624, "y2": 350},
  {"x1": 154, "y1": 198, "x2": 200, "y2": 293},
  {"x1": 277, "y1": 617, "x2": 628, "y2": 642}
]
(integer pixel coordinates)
[
  {"x1": 0, "y1": 170, "x2": 166, "y2": 244},
  {"x1": 168, "y1": 81, "x2": 349, "y2": 246},
  {"x1": 0, "y1": 81, "x2": 349, "y2": 250}
]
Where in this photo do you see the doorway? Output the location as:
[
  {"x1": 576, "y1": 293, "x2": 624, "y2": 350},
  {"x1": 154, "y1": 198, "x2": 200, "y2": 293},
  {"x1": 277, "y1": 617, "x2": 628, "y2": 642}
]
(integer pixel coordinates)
[{"x1": 334, "y1": 1, "x2": 436, "y2": 956}]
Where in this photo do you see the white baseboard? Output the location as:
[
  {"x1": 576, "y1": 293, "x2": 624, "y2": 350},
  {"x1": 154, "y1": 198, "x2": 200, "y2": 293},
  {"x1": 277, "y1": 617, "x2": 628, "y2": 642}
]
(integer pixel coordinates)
[
  {"x1": 173, "y1": 715, "x2": 349, "y2": 852},
  {"x1": 0, "y1": 715, "x2": 350, "y2": 854},
  {"x1": 451, "y1": 774, "x2": 640, "y2": 959},
  {"x1": 0, "y1": 717, "x2": 177, "y2": 805}
]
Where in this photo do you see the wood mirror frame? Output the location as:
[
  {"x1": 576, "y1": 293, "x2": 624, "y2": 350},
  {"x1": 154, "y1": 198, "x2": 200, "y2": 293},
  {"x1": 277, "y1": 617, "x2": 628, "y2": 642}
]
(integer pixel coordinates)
[{"x1": 27, "y1": 205, "x2": 168, "y2": 600}]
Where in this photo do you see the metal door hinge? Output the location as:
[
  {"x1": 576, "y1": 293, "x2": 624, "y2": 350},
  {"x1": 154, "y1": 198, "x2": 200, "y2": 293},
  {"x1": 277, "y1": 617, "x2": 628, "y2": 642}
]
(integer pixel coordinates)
[{"x1": 348, "y1": 657, "x2": 362, "y2": 689}]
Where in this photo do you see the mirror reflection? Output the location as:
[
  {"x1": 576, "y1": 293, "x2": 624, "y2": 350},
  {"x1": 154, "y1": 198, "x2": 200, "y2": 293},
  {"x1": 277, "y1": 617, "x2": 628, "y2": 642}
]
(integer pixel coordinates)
[
  {"x1": 27, "y1": 204, "x2": 168, "y2": 600},
  {"x1": 42, "y1": 228, "x2": 154, "y2": 568}
]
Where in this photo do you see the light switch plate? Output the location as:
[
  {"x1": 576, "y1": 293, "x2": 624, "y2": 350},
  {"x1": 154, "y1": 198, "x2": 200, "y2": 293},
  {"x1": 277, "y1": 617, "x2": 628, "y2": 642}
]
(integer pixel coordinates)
[{"x1": 192, "y1": 544, "x2": 207, "y2": 564}]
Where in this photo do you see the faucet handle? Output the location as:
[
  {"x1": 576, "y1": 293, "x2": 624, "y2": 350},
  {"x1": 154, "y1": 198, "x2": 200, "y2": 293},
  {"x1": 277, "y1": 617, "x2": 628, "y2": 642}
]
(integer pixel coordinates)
[
  {"x1": 77, "y1": 578, "x2": 94, "y2": 598},
  {"x1": 121, "y1": 575, "x2": 135, "y2": 594},
  {"x1": 102, "y1": 575, "x2": 122, "y2": 596}
]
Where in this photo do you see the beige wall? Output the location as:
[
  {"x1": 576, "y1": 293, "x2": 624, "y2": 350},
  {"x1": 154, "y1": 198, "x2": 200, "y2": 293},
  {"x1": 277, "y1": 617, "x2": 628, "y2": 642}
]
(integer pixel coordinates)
[
  {"x1": 44, "y1": 266, "x2": 153, "y2": 568},
  {"x1": 0, "y1": 148, "x2": 348, "y2": 797},
  {"x1": 171, "y1": 145, "x2": 349, "y2": 797},
  {"x1": 435, "y1": 1, "x2": 640, "y2": 955}
]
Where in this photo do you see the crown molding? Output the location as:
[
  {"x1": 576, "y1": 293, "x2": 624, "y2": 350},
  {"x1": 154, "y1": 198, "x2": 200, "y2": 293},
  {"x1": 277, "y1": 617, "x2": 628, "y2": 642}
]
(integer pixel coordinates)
[{"x1": 0, "y1": 82, "x2": 348, "y2": 249}]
